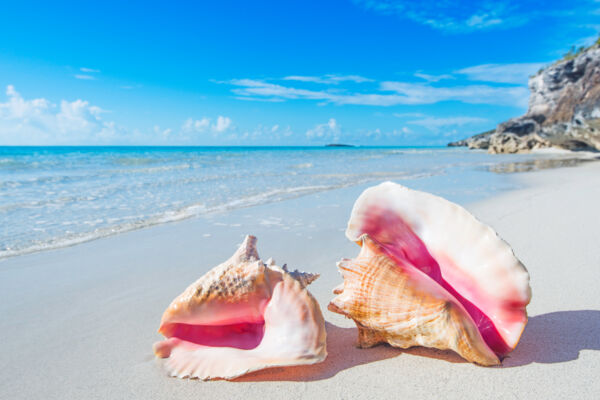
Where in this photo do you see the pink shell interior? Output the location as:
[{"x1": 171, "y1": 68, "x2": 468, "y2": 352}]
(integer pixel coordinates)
[
  {"x1": 357, "y1": 206, "x2": 513, "y2": 357},
  {"x1": 159, "y1": 321, "x2": 266, "y2": 351},
  {"x1": 156, "y1": 297, "x2": 271, "y2": 357}
]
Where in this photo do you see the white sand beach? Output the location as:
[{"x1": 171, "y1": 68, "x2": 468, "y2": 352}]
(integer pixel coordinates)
[{"x1": 1, "y1": 162, "x2": 599, "y2": 400}]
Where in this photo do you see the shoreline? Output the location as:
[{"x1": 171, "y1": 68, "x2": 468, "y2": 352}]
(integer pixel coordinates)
[
  {"x1": 1, "y1": 162, "x2": 599, "y2": 399},
  {"x1": 2, "y1": 149, "x2": 598, "y2": 262}
]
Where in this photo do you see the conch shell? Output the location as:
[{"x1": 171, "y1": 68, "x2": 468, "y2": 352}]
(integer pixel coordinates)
[
  {"x1": 154, "y1": 235, "x2": 327, "y2": 380},
  {"x1": 329, "y1": 182, "x2": 531, "y2": 366}
]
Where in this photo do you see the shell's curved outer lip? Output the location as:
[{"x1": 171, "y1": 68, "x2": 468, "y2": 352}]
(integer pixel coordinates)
[{"x1": 345, "y1": 182, "x2": 531, "y2": 357}]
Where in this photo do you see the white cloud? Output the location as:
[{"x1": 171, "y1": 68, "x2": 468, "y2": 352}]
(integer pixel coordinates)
[
  {"x1": 120, "y1": 84, "x2": 143, "y2": 90},
  {"x1": 407, "y1": 115, "x2": 489, "y2": 133},
  {"x1": 74, "y1": 74, "x2": 96, "y2": 80},
  {"x1": 394, "y1": 112, "x2": 426, "y2": 118},
  {"x1": 214, "y1": 116, "x2": 232, "y2": 132},
  {"x1": 306, "y1": 118, "x2": 341, "y2": 141},
  {"x1": 283, "y1": 74, "x2": 373, "y2": 84},
  {"x1": 181, "y1": 116, "x2": 233, "y2": 134},
  {"x1": 353, "y1": 0, "x2": 533, "y2": 33},
  {"x1": 380, "y1": 81, "x2": 530, "y2": 107},
  {"x1": 465, "y1": 13, "x2": 503, "y2": 29},
  {"x1": 0, "y1": 85, "x2": 281, "y2": 145},
  {"x1": 0, "y1": 85, "x2": 125, "y2": 144},
  {"x1": 182, "y1": 117, "x2": 210, "y2": 133},
  {"x1": 80, "y1": 67, "x2": 100, "y2": 73},
  {"x1": 227, "y1": 78, "x2": 529, "y2": 107},
  {"x1": 414, "y1": 72, "x2": 454, "y2": 82},
  {"x1": 455, "y1": 63, "x2": 546, "y2": 84},
  {"x1": 234, "y1": 96, "x2": 285, "y2": 102}
]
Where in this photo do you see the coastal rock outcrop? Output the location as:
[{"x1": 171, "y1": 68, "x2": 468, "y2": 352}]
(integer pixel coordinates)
[{"x1": 449, "y1": 43, "x2": 600, "y2": 153}]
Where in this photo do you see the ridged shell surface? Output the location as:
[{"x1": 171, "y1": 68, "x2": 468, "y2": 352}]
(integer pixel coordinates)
[{"x1": 329, "y1": 235, "x2": 500, "y2": 365}]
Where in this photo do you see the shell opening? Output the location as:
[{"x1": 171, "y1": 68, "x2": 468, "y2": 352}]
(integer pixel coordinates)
[
  {"x1": 356, "y1": 206, "x2": 511, "y2": 357},
  {"x1": 159, "y1": 321, "x2": 266, "y2": 351}
]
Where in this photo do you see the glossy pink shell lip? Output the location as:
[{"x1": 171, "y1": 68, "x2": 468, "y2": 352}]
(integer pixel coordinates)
[{"x1": 159, "y1": 321, "x2": 266, "y2": 352}]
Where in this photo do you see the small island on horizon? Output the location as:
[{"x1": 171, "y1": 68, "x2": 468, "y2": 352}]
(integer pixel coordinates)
[{"x1": 325, "y1": 143, "x2": 355, "y2": 148}]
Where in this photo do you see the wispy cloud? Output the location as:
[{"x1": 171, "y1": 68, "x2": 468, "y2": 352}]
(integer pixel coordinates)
[
  {"x1": 406, "y1": 115, "x2": 489, "y2": 133},
  {"x1": 225, "y1": 76, "x2": 529, "y2": 107},
  {"x1": 233, "y1": 96, "x2": 285, "y2": 102},
  {"x1": 455, "y1": 63, "x2": 546, "y2": 84},
  {"x1": 380, "y1": 81, "x2": 529, "y2": 107},
  {"x1": 120, "y1": 84, "x2": 143, "y2": 90},
  {"x1": 74, "y1": 74, "x2": 96, "y2": 80},
  {"x1": 414, "y1": 72, "x2": 455, "y2": 82},
  {"x1": 394, "y1": 112, "x2": 426, "y2": 118},
  {"x1": 283, "y1": 74, "x2": 373, "y2": 84},
  {"x1": 352, "y1": 1, "x2": 546, "y2": 33},
  {"x1": 80, "y1": 67, "x2": 100, "y2": 73}
]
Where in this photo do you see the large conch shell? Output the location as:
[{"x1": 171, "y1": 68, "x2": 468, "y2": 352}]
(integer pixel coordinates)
[
  {"x1": 154, "y1": 235, "x2": 327, "y2": 380},
  {"x1": 329, "y1": 182, "x2": 531, "y2": 366}
]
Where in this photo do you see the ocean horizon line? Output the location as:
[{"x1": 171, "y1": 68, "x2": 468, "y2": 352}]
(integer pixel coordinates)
[{"x1": 0, "y1": 144, "x2": 448, "y2": 149}]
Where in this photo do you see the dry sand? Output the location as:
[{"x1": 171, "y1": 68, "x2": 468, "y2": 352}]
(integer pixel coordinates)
[{"x1": 1, "y1": 162, "x2": 599, "y2": 399}]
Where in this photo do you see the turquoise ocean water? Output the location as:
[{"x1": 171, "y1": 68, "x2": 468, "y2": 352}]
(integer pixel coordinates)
[{"x1": 0, "y1": 146, "x2": 580, "y2": 259}]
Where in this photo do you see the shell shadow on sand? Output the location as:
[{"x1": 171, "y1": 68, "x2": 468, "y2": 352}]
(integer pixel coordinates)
[
  {"x1": 234, "y1": 322, "x2": 397, "y2": 382},
  {"x1": 234, "y1": 322, "x2": 465, "y2": 382},
  {"x1": 502, "y1": 310, "x2": 600, "y2": 367},
  {"x1": 236, "y1": 310, "x2": 600, "y2": 381}
]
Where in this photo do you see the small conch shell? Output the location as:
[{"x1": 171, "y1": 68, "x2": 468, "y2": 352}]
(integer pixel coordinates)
[
  {"x1": 329, "y1": 182, "x2": 531, "y2": 366},
  {"x1": 154, "y1": 235, "x2": 327, "y2": 380}
]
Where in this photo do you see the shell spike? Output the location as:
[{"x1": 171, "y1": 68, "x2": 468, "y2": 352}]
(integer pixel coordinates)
[{"x1": 282, "y1": 264, "x2": 320, "y2": 287}]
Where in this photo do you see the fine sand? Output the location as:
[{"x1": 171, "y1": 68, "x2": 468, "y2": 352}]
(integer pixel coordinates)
[{"x1": 1, "y1": 162, "x2": 599, "y2": 399}]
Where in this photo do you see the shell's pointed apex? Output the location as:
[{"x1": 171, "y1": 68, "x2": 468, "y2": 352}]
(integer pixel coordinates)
[
  {"x1": 231, "y1": 234, "x2": 259, "y2": 263},
  {"x1": 240, "y1": 234, "x2": 257, "y2": 249}
]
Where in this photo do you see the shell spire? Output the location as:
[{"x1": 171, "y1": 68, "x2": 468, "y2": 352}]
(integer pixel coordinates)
[{"x1": 232, "y1": 235, "x2": 260, "y2": 263}]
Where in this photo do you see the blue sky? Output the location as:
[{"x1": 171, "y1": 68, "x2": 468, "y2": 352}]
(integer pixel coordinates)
[{"x1": 0, "y1": 0, "x2": 599, "y2": 146}]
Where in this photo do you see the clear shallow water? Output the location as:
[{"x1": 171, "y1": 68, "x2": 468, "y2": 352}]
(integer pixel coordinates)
[{"x1": 0, "y1": 146, "x2": 588, "y2": 259}]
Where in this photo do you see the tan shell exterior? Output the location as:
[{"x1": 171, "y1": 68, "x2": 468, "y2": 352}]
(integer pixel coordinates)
[{"x1": 329, "y1": 235, "x2": 500, "y2": 366}]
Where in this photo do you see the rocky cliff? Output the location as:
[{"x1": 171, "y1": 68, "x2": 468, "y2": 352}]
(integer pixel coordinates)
[{"x1": 449, "y1": 43, "x2": 600, "y2": 153}]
